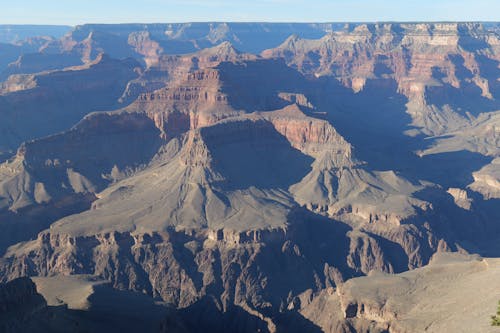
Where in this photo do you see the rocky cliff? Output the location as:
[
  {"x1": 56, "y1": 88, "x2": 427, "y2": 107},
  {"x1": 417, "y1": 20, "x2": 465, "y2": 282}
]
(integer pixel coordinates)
[
  {"x1": 0, "y1": 54, "x2": 140, "y2": 157},
  {"x1": 0, "y1": 22, "x2": 499, "y2": 333},
  {"x1": 263, "y1": 23, "x2": 500, "y2": 136},
  {"x1": 0, "y1": 277, "x2": 47, "y2": 332}
]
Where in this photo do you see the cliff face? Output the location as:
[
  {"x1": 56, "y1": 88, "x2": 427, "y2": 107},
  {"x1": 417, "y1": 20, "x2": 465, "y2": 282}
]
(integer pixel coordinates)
[
  {"x1": 331, "y1": 253, "x2": 500, "y2": 333},
  {"x1": 0, "y1": 22, "x2": 499, "y2": 332},
  {"x1": 0, "y1": 55, "x2": 140, "y2": 156},
  {"x1": 0, "y1": 277, "x2": 47, "y2": 333},
  {"x1": 263, "y1": 23, "x2": 500, "y2": 136},
  {"x1": 0, "y1": 101, "x2": 446, "y2": 330},
  {"x1": 470, "y1": 158, "x2": 500, "y2": 199},
  {"x1": 0, "y1": 111, "x2": 164, "y2": 254},
  {"x1": 0, "y1": 102, "x2": 453, "y2": 333},
  {"x1": 0, "y1": 23, "x2": 338, "y2": 79},
  {"x1": 0, "y1": 37, "x2": 57, "y2": 80},
  {"x1": 1, "y1": 212, "x2": 426, "y2": 317}
]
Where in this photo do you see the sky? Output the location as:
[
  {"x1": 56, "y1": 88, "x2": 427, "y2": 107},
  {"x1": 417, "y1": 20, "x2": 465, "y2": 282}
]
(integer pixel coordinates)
[{"x1": 1, "y1": 0, "x2": 499, "y2": 25}]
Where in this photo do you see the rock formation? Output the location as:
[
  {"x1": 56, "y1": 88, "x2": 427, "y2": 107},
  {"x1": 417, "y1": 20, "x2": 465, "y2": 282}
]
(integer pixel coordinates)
[
  {"x1": 285, "y1": 253, "x2": 500, "y2": 333},
  {"x1": 0, "y1": 54, "x2": 140, "y2": 156},
  {"x1": 0, "y1": 22, "x2": 499, "y2": 332}
]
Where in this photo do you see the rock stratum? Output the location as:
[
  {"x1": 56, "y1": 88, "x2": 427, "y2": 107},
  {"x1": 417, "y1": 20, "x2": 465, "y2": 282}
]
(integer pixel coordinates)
[{"x1": 0, "y1": 22, "x2": 499, "y2": 332}]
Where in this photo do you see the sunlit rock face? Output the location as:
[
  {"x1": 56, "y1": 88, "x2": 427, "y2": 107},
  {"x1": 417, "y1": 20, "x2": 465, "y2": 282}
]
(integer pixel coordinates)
[{"x1": 0, "y1": 22, "x2": 499, "y2": 333}]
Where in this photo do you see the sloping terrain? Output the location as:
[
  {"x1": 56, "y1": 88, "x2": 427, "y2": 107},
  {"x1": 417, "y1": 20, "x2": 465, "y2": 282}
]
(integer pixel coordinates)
[
  {"x1": 0, "y1": 111, "x2": 164, "y2": 253},
  {"x1": 299, "y1": 253, "x2": 500, "y2": 333},
  {"x1": 0, "y1": 54, "x2": 140, "y2": 156},
  {"x1": 0, "y1": 275, "x2": 171, "y2": 333},
  {"x1": 0, "y1": 22, "x2": 499, "y2": 332},
  {"x1": 0, "y1": 23, "x2": 343, "y2": 78}
]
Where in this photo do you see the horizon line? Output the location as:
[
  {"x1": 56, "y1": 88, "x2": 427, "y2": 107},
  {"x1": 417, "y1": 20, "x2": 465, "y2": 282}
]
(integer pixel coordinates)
[{"x1": 1, "y1": 20, "x2": 500, "y2": 28}]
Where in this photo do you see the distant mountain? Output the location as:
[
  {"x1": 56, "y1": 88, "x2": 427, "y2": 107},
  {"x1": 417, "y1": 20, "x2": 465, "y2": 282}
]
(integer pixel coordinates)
[
  {"x1": 68, "y1": 23, "x2": 345, "y2": 54},
  {"x1": 4, "y1": 22, "x2": 500, "y2": 79},
  {"x1": 0, "y1": 25, "x2": 71, "y2": 44},
  {"x1": 0, "y1": 23, "x2": 347, "y2": 78},
  {"x1": 0, "y1": 54, "x2": 140, "y2": 155},
  {"x1": 0, "y1": 22, "x2": 499, "y2": 333}
]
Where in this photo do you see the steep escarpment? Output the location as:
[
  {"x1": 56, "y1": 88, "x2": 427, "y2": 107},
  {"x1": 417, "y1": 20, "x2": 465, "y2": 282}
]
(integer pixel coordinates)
[
  {"x1": 120, "y1": 42, "x2": 262, "y2": 136},
  {"x1": 0, "y1": 111, "x2": 164, "y2": 253},
  {"x1": 293, "y1": 253, "x2": 500, "y2": 333},
  {"x1": 260, "y1": 23, "x2": 500, "y2": 225},
  {"x1": 0, "y1": 277, "x2": 49, "y2": 333},
  {"x1": 34, "y1": 117, "x2": 311, "y2": 236},
  {"x1": 0, "y1": 54, "x2": 141, "y2": 156},
  {"x1": 0, "y1": 108, "x2": 445, "y2": 331},
  {"x1": 0, "y1": 274, "x2": 172, "y2": 333},
  {"x1": 131, "y1": 67, "x2": 233, "y2": 130},
  {"x1": 0, "y1": 22, "x2": 499, "y2": 333},
  {"x1": 263, "y1": 22, "x2": 500, "y2": 136},
  {"x1": 469, "y1": 158, "x2": 500, "y2": 199},
  {"x1": 0, "y1": 36, "x2": 57, "y2": 79},
  {"x1": 0, "y1": 92, "x2": 479, "y2": 331},
  {"x1": 2, "y1": 209, "x2": 413, "y2": 332}
]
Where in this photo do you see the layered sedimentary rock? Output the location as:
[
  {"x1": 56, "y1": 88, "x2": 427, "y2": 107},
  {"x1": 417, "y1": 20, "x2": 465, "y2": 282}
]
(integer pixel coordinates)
[
  {"x1": 293, "y1": 253, "x2": 500, "y2": 333},
  {"x1": 469, "y1": 158, "x2": 500, "y2": 199},
  {"x1": 0, "y1": 111, "x2": 164, "y2": 253},
  {"x1": 0, "y1": 54, "x2": 140, "y2": 156},
  {"x1": 263, "y1": 23, "x2": 500, "y2": 136},
  {"x1": 0, "y1": 23, "x2": 341, "y2": 78},
  {"x1": 0, "y1": 102, "x2": 453, "y2": 333},
  {"x1": 0, "y1": 36, "x2": 58, "y2": 79},
  {"x1": 0, "y1": 22, "x2": 499, "y2": 332}
]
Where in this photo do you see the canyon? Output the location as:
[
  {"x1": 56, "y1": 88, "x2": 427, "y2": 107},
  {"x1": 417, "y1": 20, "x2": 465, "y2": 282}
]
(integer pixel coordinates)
[{"x1": 0, "y1": 22, "x2": 499, "y2": 332}]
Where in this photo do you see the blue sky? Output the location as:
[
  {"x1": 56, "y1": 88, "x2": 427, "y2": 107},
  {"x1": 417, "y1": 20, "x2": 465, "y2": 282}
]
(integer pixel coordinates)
[{"x1": 2, "y1": 0, "x2": 499, "y2": 25}]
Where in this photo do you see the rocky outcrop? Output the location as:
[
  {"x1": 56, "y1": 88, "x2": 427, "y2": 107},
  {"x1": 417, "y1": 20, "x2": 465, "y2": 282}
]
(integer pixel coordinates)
[
  {"x1": 122, "y1": 47, "x2": 257, "y2": 137},
  {"x1": 0, "y1": 277, "x2": 46, "y2": 313},
  {"x1": 323, "y1": 253, "x2": 499, "y2": 333},
  {"x1": 469, "y1": 158, "x2": 500, "y2": 199},
  {"x1": 0, "y1": 209, "x2": 431, "y2": 330},
  {"x1": 0, "y1": 111, "x2": 164, "y2": 253},
  {"x1": 263, "y1": 22, "x2": 500, "y2": 135},
  {"x1": 0, "y1": 54, "x2": 141, "y2": 154},
  {"x1": 0, "y1": 277, "x2": 47, "y2": 333},
  {"x1": 447, "y1": 188, "x2": 473, "y2": 209},
  {"x1": 260, "y1": 104, "x2": 352, "y2": 158},
  {"x1": 0, "y1": 22, "x2": 499, "y2": 333},
  {"x1": 0, "y1": 73, "x2": 38, "y2": 93},
  {"x1": 207, "y1": 226, "x2": 289, "y2": 244}
]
